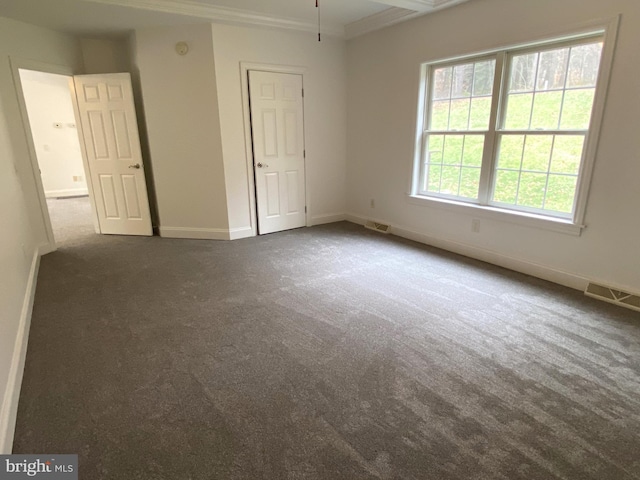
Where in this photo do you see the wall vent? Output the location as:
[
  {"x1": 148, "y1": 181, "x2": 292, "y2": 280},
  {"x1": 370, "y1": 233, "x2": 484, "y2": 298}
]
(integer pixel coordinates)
[
  {"x1": 585, "y1": 283, "x2": 640, "y2": 312},
  {"x1": 364, "y1": 221, "x2": 390, "y2": 234}
]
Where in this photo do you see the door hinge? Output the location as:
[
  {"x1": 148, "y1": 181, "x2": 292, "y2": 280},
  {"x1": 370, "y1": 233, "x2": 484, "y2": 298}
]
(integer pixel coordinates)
[
  {"x1": 305, "y1": 206, "x2": 307, "y2": 213},
  {"x1": 303, "y1": 150, "x2": 306, "y2": 158},
  {"x1": 302, "y1": 88, "x2": 304, "y2": 98}
]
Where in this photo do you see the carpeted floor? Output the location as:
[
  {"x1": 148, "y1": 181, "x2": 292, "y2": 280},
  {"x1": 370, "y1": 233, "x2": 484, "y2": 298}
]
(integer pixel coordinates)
[
  {"x1": 13, "y1": 197, "x2": 640, "y2": 479},
  {"x1": 44, "y1": 195, "x2": 96, "y2": 246}
]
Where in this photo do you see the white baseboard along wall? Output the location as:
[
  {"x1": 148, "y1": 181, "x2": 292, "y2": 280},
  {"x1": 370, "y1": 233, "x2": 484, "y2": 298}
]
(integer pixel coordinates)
[
  {"x1": 0, "y1": 249, "x2": 40, "y2": 454},
  {"x1": 345, "y1": 213, "x2": 590, "y2": 292}
]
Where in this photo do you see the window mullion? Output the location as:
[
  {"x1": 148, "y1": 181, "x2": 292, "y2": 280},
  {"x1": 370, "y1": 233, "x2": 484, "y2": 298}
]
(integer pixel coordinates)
[
  {"x1": 419, "y1": 132, "x2": 428, "y2": 192},
  {"x1": 478, "y1": 52, "x2": 505, "y2": 205}
]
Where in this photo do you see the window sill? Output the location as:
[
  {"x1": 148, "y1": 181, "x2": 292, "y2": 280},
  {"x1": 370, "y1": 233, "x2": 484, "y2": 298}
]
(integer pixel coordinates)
[{"x1": 406, "y1": 194, "x2": 584, "y2": 236}]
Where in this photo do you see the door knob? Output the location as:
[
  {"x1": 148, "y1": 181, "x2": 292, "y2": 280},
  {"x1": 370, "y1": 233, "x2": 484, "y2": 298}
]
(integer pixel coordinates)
[
  {"x1": 128, "y1": 163, "x2": 141, "y2": 169},
  {"x1": 256, "y1": 162, "x2": 269, "y2": 168}
]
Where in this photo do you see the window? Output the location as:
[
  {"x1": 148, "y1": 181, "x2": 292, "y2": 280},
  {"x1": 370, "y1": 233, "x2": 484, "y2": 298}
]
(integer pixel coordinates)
[{"x1": 414, "y1": 31, "x2": 611, "y2": 226}]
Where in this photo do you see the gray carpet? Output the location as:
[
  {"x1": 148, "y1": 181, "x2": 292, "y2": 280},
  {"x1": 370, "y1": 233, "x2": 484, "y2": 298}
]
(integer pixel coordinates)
[
  {"x1": 14, "y1": 197, "x2": 640, "y2": 479},
  {"x1": 45, "y1": 195, "x2": 95, "y2": 247}
]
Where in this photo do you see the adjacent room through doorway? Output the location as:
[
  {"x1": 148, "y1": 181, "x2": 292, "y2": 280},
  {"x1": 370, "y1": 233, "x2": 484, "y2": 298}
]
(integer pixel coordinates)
[{"x1": 18, "y1": 69, "x2": 93, "y2": 247}]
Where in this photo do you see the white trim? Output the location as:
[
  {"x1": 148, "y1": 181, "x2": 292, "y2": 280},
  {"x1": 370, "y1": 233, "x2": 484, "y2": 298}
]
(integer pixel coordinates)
[
  {"x1": 0, "y1": 248, "x2": 41, "y2": 454},
  {"x1": 572, "y1": 15, "x2": 620, "y2": 225},
  {"x1": 160, "y1": 226, "x2": 256, "y2": 240},
  {"x1": 346, "y1": 0, "x2": 470, "y2": 39},
  {"x1": 311, "y1": 213, "x2": 347, "y2": 226},
  {"x1": 239, "y1": 63, "x2": 308, "y2": 237},
  {"x1": 82, "y1": 0, "x2": 471, "y2": 40},
  {"x1": 406, "y1": 194, "x2": 584, "y2": 236},
  {"x1": 400, "y1": 0, "x2": 469, "y2": 9},
  {"x1": 228, "y1": 226, "x2": 253, "y2": 240},
  {"x1": 44, "y1": 188, "x2": 89, "y2": 199},
  {"x1": 346, "y1": 8, "x2": 420, "y2": 40},
  {"x1": 346, "y1": 212, "x2": 587, "y2": 290},
  {"x1": 371, "y1": 0, "x2": 435, "y2": 10},
  {"x1": 159, "y1": 226, "x2": 230, "y2": 240},
  {"x1": 81, "y1": 0, "x2": 344, "y2": 37},
  {"x1": 38, "y1": 243, "x2": 56, "y2": 256}
]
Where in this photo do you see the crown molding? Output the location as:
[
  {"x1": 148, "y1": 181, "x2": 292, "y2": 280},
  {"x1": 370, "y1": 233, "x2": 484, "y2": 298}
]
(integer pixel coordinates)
[
  {"x1": 80, "y1": 0, "x2": 345, "y2": 37},
  {"x1": 373, "y1": 0, "x2": 466, "y2": 9},
  {"x1": 345, "y1": 7, "x2": 419, "y2": 40},
  {"x1": 370, "y1": 0, "x2": 435, "y2": 11},
  {"x1": 81, "y1": 0, "x2": 471, "y2": 40},
  {"x1": 346, "y1": 0, "x2": 470, "y2": 39}
]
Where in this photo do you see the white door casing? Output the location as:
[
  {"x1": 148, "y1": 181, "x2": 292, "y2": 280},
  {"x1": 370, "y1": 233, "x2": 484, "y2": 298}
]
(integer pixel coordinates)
[
  {"x1": 74, "y1": 73, "x2": 152, "y2": 236},
  {"x1": 249, "y1": 71, "x2": 306, "y2": 235}
]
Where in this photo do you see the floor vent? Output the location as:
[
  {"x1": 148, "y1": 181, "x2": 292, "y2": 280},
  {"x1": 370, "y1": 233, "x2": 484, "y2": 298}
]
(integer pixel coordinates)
[
  {"x1": 364, "y1": 221, "x2": 391, "y2": 234},
  {"x1": 585, "y1": 283, "x2": 640, "y2": 312}
]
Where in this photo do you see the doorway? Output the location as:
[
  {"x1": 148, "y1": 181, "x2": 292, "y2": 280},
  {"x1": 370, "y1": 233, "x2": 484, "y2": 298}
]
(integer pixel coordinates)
[
  {"x1": 13, "y1": 58, "x2": 154, "y2": 251},
  {"x1": 247, "y1": 69, "x2": 307, "y2": 235},
  {"x1": 18, "y1": 69, "x2": 94, "y2": 248}
]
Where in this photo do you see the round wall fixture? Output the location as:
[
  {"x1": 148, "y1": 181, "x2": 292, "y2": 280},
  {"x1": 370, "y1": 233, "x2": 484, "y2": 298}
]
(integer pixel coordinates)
[{"x1": 175, "y1": 41, "x2": 189, "y2": 56}]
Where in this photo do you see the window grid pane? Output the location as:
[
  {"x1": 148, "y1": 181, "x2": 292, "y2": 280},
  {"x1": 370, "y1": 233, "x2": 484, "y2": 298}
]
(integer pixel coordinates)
[
  {"x1": 429, "y1": 59, "x2": 496, "y2": 131},
  {"x1": 503, "y1": 42, "x2": 602, "y2": 132},
  {"x1": 422, "y1": 134, "x2": 484, "y2": 199},
  {"x1": 493, "y1": 40, "x2": 602, "y2": 216},
  {"x1": 493, "y1": 133, "x2": 585, "y2": 214},
  {"x1": 418, "y1": 36, "x2": 603, "y2": 219}
]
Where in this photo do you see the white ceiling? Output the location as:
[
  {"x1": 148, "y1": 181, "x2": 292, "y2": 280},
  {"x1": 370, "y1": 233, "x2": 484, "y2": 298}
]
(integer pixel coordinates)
[
  {"x1": 189, "y1": 0, "x2": 390, "y2": 25},
  {"x1": 0, "y1": 0, "x2": 470, "y2": 39}
]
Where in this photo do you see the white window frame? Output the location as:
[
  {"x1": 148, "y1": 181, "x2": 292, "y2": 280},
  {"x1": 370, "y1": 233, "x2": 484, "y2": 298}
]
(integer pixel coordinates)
[{"x1": 409, "y1": 17, "x2": 619, "y2": 236}]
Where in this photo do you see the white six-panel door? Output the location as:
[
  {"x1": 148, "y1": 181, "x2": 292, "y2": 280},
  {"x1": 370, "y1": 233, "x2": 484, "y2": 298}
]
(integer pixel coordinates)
[
  {"x1": 249, "y1": 71, "x2": 306, "y2": 235},
  {"x1": 74, "y1": 73, "x2": 152, "y2": 236}
]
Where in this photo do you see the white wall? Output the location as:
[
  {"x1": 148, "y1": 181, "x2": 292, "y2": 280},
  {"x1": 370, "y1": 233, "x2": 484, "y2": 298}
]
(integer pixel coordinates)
[
  {"x1": 127, "y1": 32, "x2": 159, "y2": 228},
  {"x1": 19, "y1": 70, "x2": 88, "y2": 198},
  {"x1": 134, "y1": 23, "x2": 348, "y2": 239},
  {"x1": 211, "y1": 24, "x2": 348, "y2": 234},
  {"x1": 346, "y1": 0, "x2": 640, "y2": 293},
  {"x1": 134, "y1": 24, "x2": 229, "y2": 238},
  {"x1": 80, "y1": 37, "x2": 130, "y2": 74},
  {"x1": 0, "y1": 16, "x2": 83, "y2": 453},
  {"x1": 0, "y1": 84, "x2": 39, "y2": 456}
]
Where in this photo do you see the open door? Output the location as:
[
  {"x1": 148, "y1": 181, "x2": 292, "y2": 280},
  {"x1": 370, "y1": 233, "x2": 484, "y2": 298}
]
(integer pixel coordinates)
[
  {"x1": 249, "y1": 70, "x2": 306, "y2": 235},
  {"x1": 73, "y1": 73, "x2": 152, "y2": 236}
]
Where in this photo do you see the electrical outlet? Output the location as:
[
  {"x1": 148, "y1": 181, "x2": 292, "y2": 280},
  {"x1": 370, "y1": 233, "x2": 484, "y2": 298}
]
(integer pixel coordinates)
[
  {"x1": 370, "y1": 199, "x2": 375, "y2": 209},
  {"x1": 73, "y1": 175, "x2": 83, "y2": 182},
  {"x1": 471, "y1": 219, "x2": 480, "y2": 233}
]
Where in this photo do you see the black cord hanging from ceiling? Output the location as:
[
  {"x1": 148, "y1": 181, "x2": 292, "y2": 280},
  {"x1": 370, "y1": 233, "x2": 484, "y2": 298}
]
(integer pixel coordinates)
[{"x1": 316, "y1": 0, "x2": 321, "y2": 42}]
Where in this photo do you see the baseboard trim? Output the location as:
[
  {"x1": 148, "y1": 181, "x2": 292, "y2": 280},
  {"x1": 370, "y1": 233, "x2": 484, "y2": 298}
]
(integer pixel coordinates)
[
  {"x1": 159, "y1": 226, "x2": 231, "y2": 240},
  {"x1": 159, "y1": 226, "x2": 258, "y2": 241},
  {"x1": 229, "y1": 226, "x2": 253, "y2": 240},
  {"x1": 345, "y1": 213, "x2": 587, "y2": 291},
  {"x1": 0, "y1": 248, "x2": 41, "y2": 454},
  {"x1": 38, "y1": 242, "x2": 56, "y2": 255},
  {"x1": 45, "y1": 188, "x2": 88, "y2": 198},
  {"x1": 311, "y1": 213, "x2": 346, "y2": 226}
]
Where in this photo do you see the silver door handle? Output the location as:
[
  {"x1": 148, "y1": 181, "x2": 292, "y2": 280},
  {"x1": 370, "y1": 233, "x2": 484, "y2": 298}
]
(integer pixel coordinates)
[
  {"x1": 128, "y1": 163, "x2": 141, "y2": 169},
  {"x1": 256, "y1": 162, "x2": 269, "y2": 168}
]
